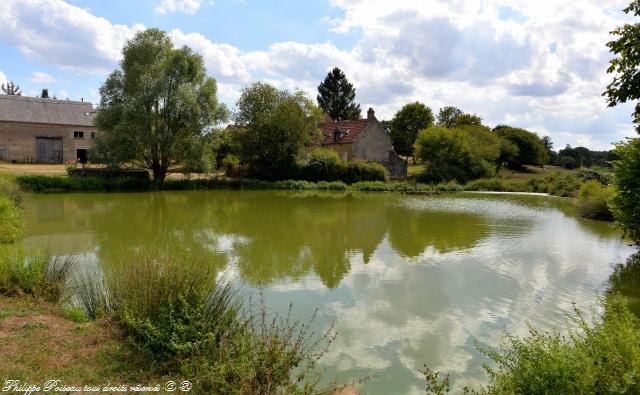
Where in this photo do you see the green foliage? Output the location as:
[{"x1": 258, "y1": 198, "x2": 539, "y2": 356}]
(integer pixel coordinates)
[
  {"x1": 604, "y1": 0, "x2": 640, "y2": 131},
  {"x1": 234, "y1": 82, "x2": 323, "y2": 180},
  {"x1": 577, "y1": 181, "x2": 614, "y2": 221},
  {"x1": 425, "y1": 298, "x2": 640, "y2": 394},
  {"x1": 343, "y1": 160, "x2": 389, "y2": 183},
  {"x1": 493, "y1": 126, "x2": 547, "y2": 167},
  {"x1": 40, "y1": 88, "x2": 49, "y2": 99},
  {"x1": 455, "y1": 113, "x2": 482, "y2": 127},
  {"x1": 390, "y1": 102, "x2": 435, "y2": 157},
  {"x1": 0, "y1": 174, "x2": 23, "y2": 207},
  {"x1": 0, "y1": 249, "x2": 73, "y2": 302},
  {"x1": 16, "y1": 175, "x2": 153, "y2": 193},
  {"x1": 436, "y1": 106, "x2": 463, "y2": 128},
  {"x1": 304, "y1": 148, "x2": 342, "y2": 182},
  {"x1": 92, "y1": 28, "x2": 228, "y2": 184},
  {"x1": 609, "y1": 252, "x2": 640, "y2": 316},
  {"x1": 222, "y1": 154, "x2": 241, "y2": 176},
  {"x1": 414, "y1": 126, "x2": 498, "y2": 183},
  {"x1": 483, "y1": 298, "x2": 640, "y2": 394},
  {"x1": 0, "y1": 195, "x2": 23, "y2": 243},
  {"x1": 0, "y1": 249, "x2": 47, "y2": 295},
  {"x1": 62, "y1": 306, "x2": 90, "y2": 323},
  {"x1": 611, "y1": 138, "x2": 640, "y2": 243},
  {"x1": 317, "y1": 67, "x2": 361, "y2": 121}
]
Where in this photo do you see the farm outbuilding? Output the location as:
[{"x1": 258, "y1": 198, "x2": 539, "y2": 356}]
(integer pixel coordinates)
[{"x1": 0, "y1": 95, "x2": 97, "y2": 164}]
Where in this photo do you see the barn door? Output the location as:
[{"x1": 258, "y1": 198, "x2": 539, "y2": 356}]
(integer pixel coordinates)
[{"x1": 35, "y1": 137, "x2": 63, "y2": 163}]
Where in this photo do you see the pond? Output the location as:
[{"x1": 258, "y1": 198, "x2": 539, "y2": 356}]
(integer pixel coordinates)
[{"x1": 22, "y1": 190, "x2": 635, "y2": 394}]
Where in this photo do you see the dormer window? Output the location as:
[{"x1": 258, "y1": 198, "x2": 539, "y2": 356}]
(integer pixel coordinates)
[{"x1": 333, "y1": 128, "x2": 349, "y2": 142}]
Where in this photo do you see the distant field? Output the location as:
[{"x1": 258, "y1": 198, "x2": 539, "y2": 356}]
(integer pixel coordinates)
[{"x1": 0, "y1": 163, "x2": 67, "y2": 175}]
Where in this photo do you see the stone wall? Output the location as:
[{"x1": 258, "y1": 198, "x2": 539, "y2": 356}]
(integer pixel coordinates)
[
  {"x1": 383, "y1": 151, "x2": 408, "y2": 178},
  {"x1": 0, "y1": 121, "x2": 97, "y2": 163},
  {"x1": 352, "y1": 123, "x2": 393, "y2": 163}
]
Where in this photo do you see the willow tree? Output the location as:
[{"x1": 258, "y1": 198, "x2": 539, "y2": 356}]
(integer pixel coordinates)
[{"x1": 93, "y1": 28, "x2": 228, "y2": 185}]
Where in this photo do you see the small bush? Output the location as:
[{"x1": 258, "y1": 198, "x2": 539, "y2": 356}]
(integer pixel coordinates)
[
  {"x1": 222, "y1": 154, "x2": 241, "y2": 177},
  {"x1": 435, "y1": 180, "x2": 463, "y2": 192},
  {"x1": 343, "y1": 161, "x2": 389, "y2": 183},
  {"x1": 464, "y1": 178, "x2": 509, "y2": 192},
  {"x1": 0, "y1": 174, "x2": 23, "y2": 207},
  {"x1": 0, "y1": 249, "x2": 47, "y2": 295},
  {"x1": 352, "y1": 181, "x2": 390, "y2": 191},
  {"x1": 0, "y1": 195, "x2": 23, "y2": 243},
  {"x1": 62, "y1": 306, "x2": 90, "y2": 323},
  {"x1": 577, "y1": 181, "x2": 614, "y2": 221}
]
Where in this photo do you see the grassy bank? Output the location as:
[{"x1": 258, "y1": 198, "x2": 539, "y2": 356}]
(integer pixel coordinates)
[{"x1": 14, "y1": 174, "x2": 454, "y2": 194}]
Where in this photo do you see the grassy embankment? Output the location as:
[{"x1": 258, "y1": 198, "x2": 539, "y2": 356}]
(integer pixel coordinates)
[{"x1": 0, "y1": 173, "x2": 345, "y2": 394}]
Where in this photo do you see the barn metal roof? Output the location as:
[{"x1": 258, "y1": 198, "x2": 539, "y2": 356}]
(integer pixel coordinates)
[{"x1": 0, "y1": 95, "x2": 96, "y2": 127}]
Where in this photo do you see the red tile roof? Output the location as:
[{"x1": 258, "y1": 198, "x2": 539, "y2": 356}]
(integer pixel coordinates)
[{"x1": 319, "y1": 119, "x2": 369, "y2": 145}]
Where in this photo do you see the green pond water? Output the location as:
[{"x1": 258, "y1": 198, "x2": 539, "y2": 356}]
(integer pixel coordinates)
[{"x1": 22, "y1": 190, "x2": 635, "y2": 394}]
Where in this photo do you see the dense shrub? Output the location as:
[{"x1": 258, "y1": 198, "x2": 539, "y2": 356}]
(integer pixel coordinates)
[
  {"x1": 577, "y1": 181, "x2": 614, "y2": 221},
  {"x1": 0, "y1": 249, "x2": 74, "y2": 301},
  {"x1": 611, "y1": 138, "x2": 640, "y2": 244},
  {"x1": 414, "y1": 126, "x2": 499, "y2": 183},
  {"x1": 493, "y1": 126, "x2": 547, "y2": 168},
  {"x1": 303, "y1": 148, "x2": 342, "y2": 182},
  {"x1": 222, "y1": 154, "x2": 241, "y2": 177},
  {"x1": 343, "y1": 160, "x2": 389, "y2": 183},
  {"x1": 425, "y1": 297, "x2": 640, "y2": 394},
  {"x1": 16, "y1": 175, "x2": 153, "y2": 193}
]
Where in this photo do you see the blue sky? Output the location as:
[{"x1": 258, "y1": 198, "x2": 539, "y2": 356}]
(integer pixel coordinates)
[{"x1": 0, "y1": 0, "x2": 637, "y2": 150}]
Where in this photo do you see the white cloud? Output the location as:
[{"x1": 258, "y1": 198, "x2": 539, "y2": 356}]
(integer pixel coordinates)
[
  {"x1": 29, "y1": 71, "x2": 56, "y2": 84},
  {"x1": 155, "y1": 0, "x2": 202, "y2": 15},
  {"x1": 0, "y1": 0, "x2": 635, "y2": 149},
  {"x1": 0, "y1": 0, "x2": 143, "y2": 74},
  {"x1": 0, "y1": 71, "x2": 7, "y2": 86}
]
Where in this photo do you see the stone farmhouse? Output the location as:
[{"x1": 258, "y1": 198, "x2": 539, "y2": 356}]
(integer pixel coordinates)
[
  {"x1": 0, "y1": 95, "x2": 97, "y2": 164},
  {"x1": 318, "y1": 107, "x2": 407, "y2": 177}
]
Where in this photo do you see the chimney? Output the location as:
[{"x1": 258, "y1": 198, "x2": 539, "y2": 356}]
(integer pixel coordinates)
[{"x1": 367, "y1": 107, "x2": 375, "y2": 121}]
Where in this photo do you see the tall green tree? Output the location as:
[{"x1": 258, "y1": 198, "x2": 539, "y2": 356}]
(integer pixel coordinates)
[
  {"x1": 93, "y1": 29, "x2": 228, "y2": 185},
  {"x1": 493, "y1": 125, "x2": 547, "y2": 168},
  {"x1": 1, "y1": 81, "x2": 21, "y2": 95},
  {"x1": 235, "y1": 82, "x2": 323, "y2": 180},
  {"x1": 436, "y1": 106, "x2": 463, "y2": 128},
  {"x1": 605, "y1": 1, "x2": 640, "y2": 244},
  {"x1": 389, "y1": 102, "x2": 434, "y2": 158},
  {"x1": 612, "y1": 139, "x2": 640, "y2": 244},
  {"x1": 40, "y1": 88, "x2": 49, "y2": 99},
  {"x1": 317, "y1": 67, "x2": 361, "y2": 121},
  {"x1": 604, "y1": 0, "x2": 640, "y2": 132},
  {"x1": 414, "y1": 125, "x2": 500, "y2": 182}
]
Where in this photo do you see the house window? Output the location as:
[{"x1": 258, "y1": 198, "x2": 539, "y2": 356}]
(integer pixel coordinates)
[
  {"x1": 0, "y1": 148, "x2": 7, "y2": 162},
  {"x1": 73, "y1": 131, "x2": 85, "y2": 139},
  {"x1": 91, "y1": 132, "x2": 96, "y2": 139}
]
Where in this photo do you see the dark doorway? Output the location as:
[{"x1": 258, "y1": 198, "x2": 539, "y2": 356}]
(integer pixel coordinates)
[
  {"x1": 35, "y1": 136, "x2": 63, "y2": 163},
  {"x1": 76, "y1": 149, "x2": 88, "y2": 164}
]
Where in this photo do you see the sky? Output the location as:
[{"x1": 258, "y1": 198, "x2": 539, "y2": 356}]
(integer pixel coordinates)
[{"x1": 0, "y1": 0, "x2": 637, "y2": 150}]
